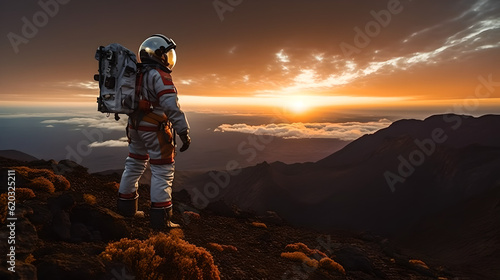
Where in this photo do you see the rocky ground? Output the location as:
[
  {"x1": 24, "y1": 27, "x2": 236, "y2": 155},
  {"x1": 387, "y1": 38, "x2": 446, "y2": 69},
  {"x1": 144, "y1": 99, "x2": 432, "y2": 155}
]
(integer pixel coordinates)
[{"x1": 0, "y1": 157, "x2": 473, "y2": 280}]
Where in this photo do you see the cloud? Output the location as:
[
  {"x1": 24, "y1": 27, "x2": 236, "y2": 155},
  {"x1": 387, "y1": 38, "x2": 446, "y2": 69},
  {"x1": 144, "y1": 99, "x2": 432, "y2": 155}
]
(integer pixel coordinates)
[
  {"x1": 259, "y1": 0, "x2": 500, "y2": 95},
  {"x1": 276, "y1": 49, "x2": 290, "y2": 63},
  {"x1": 214, "y1": 120, "x2": 392, "y2": 141},
  {"x1": 42, "y1": 117, "x2": 129, "y2": 147},
  {"x1": 58, "y1": 81, "x2": 99, "y2": 90},
  {"x1": 268, "y1": 1, "x2": 500, "y2": 95},
  {"x1": 41, "y1": 117, "x2": 126, "y2": 131},
  {"x1": 88, "y1": 137, "x2": 128, "y2": 148},
  {"x1": 228, "y1": 46, "x2": 237, "y2": 54},
  {"x1": 313, "y1": 53, "x2": 324, "y2": 62},
  {"x1": 179, "y1": 79, "x2": 194, "y2": 85}
]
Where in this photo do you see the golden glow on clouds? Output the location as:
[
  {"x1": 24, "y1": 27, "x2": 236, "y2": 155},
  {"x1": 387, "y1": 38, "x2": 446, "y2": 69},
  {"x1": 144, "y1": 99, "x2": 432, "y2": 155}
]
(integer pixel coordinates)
[
  {"x1": 276, "y1": 49, "x2": 290, "y2": 63},
  {"x1": 215, "y1": 119, "x2": 393, "y2": 140},
  {"x1": 175, "y1": 1, "x2": 500, "y2": 101}
]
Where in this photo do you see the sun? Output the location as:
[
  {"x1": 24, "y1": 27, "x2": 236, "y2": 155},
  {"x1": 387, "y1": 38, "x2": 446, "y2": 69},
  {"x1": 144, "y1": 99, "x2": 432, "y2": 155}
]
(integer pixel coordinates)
[
  {"x1": 290, "y1": 100, "x2": 307, "y2": 113},
  {"x1": 286, "y1": 96, "x2": 310, "y2": 114}
]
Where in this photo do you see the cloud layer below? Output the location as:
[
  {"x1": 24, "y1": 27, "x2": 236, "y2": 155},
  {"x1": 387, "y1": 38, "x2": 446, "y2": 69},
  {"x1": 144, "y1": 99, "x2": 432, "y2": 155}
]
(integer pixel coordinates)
[
  {"x1": 42, "y1": 117, "x2": 128, "y2": 148},
  {"x1": 215, "y1": 120, "x2": 392, "y2": 141},
  {"x1": 88, "y1": 137, "x2": 129, "y2": 148},
  {"x1": 41, "y1": 117, "x2": 126, "y2": 131}
]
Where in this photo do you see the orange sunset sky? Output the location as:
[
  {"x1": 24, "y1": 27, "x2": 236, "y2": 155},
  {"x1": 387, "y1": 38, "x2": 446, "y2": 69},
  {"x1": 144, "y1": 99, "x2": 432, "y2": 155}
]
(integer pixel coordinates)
[{"x1": 0, "y1": 0, "x2": 499, "y2": 117}]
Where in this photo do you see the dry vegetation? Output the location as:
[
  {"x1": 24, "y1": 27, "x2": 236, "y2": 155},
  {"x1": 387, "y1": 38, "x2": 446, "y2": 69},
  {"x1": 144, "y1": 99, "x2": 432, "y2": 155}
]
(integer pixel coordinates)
[
  {"x1": 207, "y1": 242, "x2": 238, "y2": 253},
  {"x1": 24, "y1": 254, "x2": 36, "y2": 264},
  {"x1": 29, "y1": 177, "x2": 55, "y2": 193},
  {"x1": 251, "y1": 221, "x2": 267, "y2": 229},
  {"x1": 103, "y1": 181, "x2": 120, "y2": 192},
  {"x1": 83, "y1": 194, "x2": 97, "y2": 205},
  {"x1": 285, "y1": 242, "x2": 328, "y2": 258},
  {"x1": 318, "y1": 257, "x2": 346, "y2": 274},
  {"x1": 281, "y1": 251, "x2": 319, "y2": 268},
  {"x1": 281, "y1": 242, "x2": 346, "y2": 275},
  {"x1": 0, "y1": 188, "x2": 37, "y2": 224},
  {"x1": 16, "y1": 188, "x2": 36, "y2": 201},
  {"x1": 12, "y1": 166, "x2": 71, "y2": 192},
  {"x1": 409, "y1": 259, "x2": 430, "y2": 269},
  {"x1": 183, "y1": 211, "x2": 201, "y2": 220},
  {"x1": 100, "y1": 230, "x2": 221, "y2": 280}
]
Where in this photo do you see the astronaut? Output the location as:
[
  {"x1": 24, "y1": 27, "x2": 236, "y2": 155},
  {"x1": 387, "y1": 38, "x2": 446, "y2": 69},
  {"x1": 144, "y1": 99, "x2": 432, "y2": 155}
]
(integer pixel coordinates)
[{"x1": 117, "y1": 34, "x2": 191, "y2": 229}]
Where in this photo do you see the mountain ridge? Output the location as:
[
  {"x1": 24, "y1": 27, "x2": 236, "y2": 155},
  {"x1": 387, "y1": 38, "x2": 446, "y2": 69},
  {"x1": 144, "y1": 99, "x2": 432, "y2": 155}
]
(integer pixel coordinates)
[
  {"x1": 177, "y1": 113, "x2": 500, "y2": 279},
  {"x1": 0, "y1": 150, "x2": 38, "y2": 162}
]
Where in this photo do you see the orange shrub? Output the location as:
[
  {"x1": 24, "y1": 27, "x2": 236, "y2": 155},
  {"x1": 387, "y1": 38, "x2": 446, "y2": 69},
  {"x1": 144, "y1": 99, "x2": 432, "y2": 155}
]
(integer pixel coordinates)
[
  {"x1": 11, "y1": 166, "x2": 35, "y2": 178},
  {"x1": 319, "y1": 257, "x2": 346, "y2": 274},
  {"x1": 208, "y1": 243, "x2": 238, "y2": 253},
  {"x1": 311, "y1": 249, "x2": 328, "y2": 259},
  {"x1": 25, "y1": 254, "x2": 36, "y2": 264},
  {"x1": 208, "y1": 242, "x2": 224, "y2": 252},
  {"x1": 100, "y1": 238, "x2": 163, "y2": 280},
  {"x1": 251, "y1": 222, "x2": 267, "y2": 229},
  {"x1": 14, "y1": 167, "x2": 55, "y2": 180},
  {"x1": 29, "y1": 177, "x2": 55, "y2": 193},
  {"x1": 100, "y1": 232, "x2": 220, "y2": 280},
  {"x1": 104, "y1": 182, "x2": 120, "y2": 192},
  {"x1": 285, "y1": 243, "x2": 327, "y2": 259},
  {"x1": 53, "y1": 174, "x2": 70, "y2": 191},
  {"x1": 169, "y1": 228, "x2": 185, "y2": 239},
  {"x1": 281, "y1": 252, "x2": 318, "y2": 268},
  {"x1": 13, "y1": 166, "x2": 71, "y2": 191},
  {"x1": 16, "y1": 188, "x2": 36, "y2": 201},
  {"x1": 84, "y1": 194, "x2": 97, "y2": 205},
  {"x1": 409, "y1": 259, "x2": 429, "y2": 269},
  {"x1": 222, "y1": 244, "x2": 238, "y2": 252},
  {"x1": 184, "y1": 211, "x2": 201, "y2": 220},
  {"x1": 148, "y1": 232, "x2": 220, "y2": 279}
]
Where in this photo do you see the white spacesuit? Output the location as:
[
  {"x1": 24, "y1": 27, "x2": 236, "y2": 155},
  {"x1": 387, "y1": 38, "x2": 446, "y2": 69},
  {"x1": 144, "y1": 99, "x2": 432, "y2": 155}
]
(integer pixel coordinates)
[{"x1": 117, "y1": 34, "x2": 190, "y2": 229}]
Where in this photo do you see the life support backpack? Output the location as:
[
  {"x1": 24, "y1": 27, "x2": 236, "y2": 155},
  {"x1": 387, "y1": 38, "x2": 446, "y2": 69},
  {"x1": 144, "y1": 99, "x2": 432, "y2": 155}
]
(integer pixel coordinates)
[{"x1": 94, "y1": 43, "x2": 138, "y2": 121}]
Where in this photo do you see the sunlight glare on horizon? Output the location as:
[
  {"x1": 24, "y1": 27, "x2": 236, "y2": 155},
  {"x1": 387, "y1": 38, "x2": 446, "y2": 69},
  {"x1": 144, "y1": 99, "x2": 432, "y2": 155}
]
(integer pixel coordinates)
[{"x1": 181, "y1": 94, "x2": 408, "y2": 109}]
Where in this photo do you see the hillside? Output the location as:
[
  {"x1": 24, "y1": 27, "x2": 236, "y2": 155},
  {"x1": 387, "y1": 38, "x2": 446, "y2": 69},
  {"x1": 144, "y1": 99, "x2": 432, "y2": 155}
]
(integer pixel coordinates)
[
  {"x1": 180, "y1": 114, "x2": 500, "y2": 230},
  {"x1": 0, "y1": 150, "x2": 38, "y2": 162},
  {"x1": 0, "y1": 156, "x2": 468, "y2": 280},
  {"x1": 178, "y1": 114, "x2": 500, "y2": 279}
]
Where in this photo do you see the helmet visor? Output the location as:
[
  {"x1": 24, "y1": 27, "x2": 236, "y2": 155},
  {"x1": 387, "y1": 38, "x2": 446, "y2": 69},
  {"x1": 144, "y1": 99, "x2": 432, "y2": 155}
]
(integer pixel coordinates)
[{"x1": 164, "y1": 49, "x2": 177, "y2": 70}]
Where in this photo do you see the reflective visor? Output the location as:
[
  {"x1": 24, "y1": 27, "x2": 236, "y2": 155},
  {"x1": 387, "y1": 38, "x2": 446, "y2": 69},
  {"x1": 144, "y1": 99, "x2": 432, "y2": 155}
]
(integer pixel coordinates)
[{"x1": 163, "y1": 49, "x2": 177, "y2": 70}]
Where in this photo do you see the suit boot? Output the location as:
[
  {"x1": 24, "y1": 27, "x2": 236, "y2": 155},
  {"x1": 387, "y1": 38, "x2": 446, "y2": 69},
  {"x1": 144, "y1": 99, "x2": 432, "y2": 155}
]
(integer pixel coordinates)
[
  {"x1": 150, "y1": 207, "x2": 180, "y2": 230},
  {"x1": 117, "y1": 195, "x2": 138, "y2": 217}
]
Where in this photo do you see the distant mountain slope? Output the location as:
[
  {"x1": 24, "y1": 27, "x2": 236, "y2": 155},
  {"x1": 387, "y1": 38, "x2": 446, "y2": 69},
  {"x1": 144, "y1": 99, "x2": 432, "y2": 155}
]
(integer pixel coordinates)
[
  {"x1": 317, "y1": 114, "x2": 499, "y2": 168},
  {"x1": 396, "y1": 177, "x2": 500, "y2": 279},
  {"x1": 181, "y1": 114, "x2": 500, "y2": 234},
  {"x1": 178, "y1": 113, "x2": 500, "y2": 278},
  {"x1": 0, "y1": 149, "x2": 38, "y2": 162}
]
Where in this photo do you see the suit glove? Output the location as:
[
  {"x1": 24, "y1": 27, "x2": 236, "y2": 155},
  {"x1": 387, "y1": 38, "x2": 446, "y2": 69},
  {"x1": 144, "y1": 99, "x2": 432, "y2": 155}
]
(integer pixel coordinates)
[{"x1": 179, "y1": 133, "x2": 191, "y2": 152}]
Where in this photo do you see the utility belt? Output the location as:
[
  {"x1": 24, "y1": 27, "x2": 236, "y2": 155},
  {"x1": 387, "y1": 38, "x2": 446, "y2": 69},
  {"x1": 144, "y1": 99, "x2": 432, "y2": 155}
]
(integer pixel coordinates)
[
  {"x1": 129, "y1": 110, "x2": 169, "y2": 131},
  {"x1": 126, "y1": 110, "x2": 176, "y2": 148}
]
